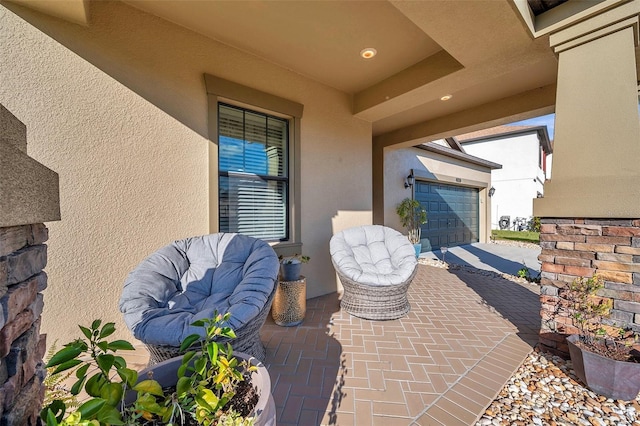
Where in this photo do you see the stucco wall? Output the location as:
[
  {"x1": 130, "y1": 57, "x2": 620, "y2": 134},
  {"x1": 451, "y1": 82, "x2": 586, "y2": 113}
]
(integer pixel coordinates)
[
  {"x1": 0, "y1": 2, "x2": 371, "y2": 345},
  {"x1": 384, "y1": 147, "x2": 492, "y2": 244},
  {"x1": 463, "y1": 134, "x2": 544, "y2": 227}
]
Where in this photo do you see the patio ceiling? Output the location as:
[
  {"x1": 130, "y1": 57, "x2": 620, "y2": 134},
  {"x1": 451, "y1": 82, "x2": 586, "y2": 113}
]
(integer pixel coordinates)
[
  {"x1": 122, "y1": 0, "x2": 560, "y2": 137},
  {"x1": 7, "y1": 0, "x2": 563, "y2": 139}
]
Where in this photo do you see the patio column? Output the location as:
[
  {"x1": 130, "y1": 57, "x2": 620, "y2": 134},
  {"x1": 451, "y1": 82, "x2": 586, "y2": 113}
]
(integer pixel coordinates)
[
  {"x1": 533, "y1": 5, "x2": 640, "y2": 357},
  {"x1": 0, "y1": 104, "x2": 60, "y2": 422}
]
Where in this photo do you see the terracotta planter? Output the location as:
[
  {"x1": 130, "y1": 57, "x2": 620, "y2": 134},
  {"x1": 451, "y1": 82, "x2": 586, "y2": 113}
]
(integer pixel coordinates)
[
  {"x1": 130, "y1": 352, "x2": 276, "y2": 425},
  {"x1": 567, "y1": 334, "x2": 640, "y2": 400}
]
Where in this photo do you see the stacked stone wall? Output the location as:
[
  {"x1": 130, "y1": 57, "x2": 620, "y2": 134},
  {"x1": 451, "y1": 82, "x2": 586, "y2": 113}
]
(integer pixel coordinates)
[
  {"x1": 0, "y1": 224, "x2": 48, "y2": 425},
  {"x1": 538, "y1": 218, "x2": 640, "y2": 357}
]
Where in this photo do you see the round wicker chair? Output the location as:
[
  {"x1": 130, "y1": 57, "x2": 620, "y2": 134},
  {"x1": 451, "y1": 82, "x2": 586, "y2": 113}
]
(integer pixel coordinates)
[
  {"x1": 330, "y1": 225, "x2": 418, "y2": 320},
  {"x1": 119, "y1": 233, "x2": 279, "y2": 366}
]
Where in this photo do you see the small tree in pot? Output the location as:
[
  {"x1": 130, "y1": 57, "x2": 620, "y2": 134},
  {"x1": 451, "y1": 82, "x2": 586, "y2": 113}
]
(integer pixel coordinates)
[
  {"x1": 560, "y1": 275, "x2": 640, "y2": 400},
  {"x1": 396, "y1": 198, "x2": 427, "y2": 257},
  {"x1": 41, "y1": 313, "x2": 275, "y2": 425}
]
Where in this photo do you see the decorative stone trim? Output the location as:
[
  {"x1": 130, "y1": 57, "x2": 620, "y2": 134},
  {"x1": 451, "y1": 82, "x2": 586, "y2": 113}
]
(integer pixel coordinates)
[
  {"x1": 538, "y1": 218, "x2": 640, "y2": 357},
  {"x1": 0, "y1": 224, "x2": 48, "y2": 424}
]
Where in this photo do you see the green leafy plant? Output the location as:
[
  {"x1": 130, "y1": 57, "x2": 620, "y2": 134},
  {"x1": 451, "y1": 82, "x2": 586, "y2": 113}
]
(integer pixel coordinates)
[
  {"x1": 176, "y1": 312, "x2": 257, "y2": 426},
  {"x1": 43, "y1": 341, "x2": 80, "y2": 411},
  {"x1": 566, "y1": 275, "x2": 613, "y2": 338},
  {"x1": 563, "y1": 275, "x2": 638, "y2": 361},
  {"x1": 396, "y1": 198, "x2": 427, "y2": 244},
  {"x1": 516, "y1": 264, "x2": 541, "y2": 283},
  {"x1": 278, "y1": 254, "x2": 310, "y2": 264},
  {"x1": 40, "y1": 319, "x2": 150, "y2": 425},
  {"x1": 41, "y1": 315, "x2": 259, "y2": 425},
  {"x1": 528, "y1": 216, "x2": 541, "y2": 232}
]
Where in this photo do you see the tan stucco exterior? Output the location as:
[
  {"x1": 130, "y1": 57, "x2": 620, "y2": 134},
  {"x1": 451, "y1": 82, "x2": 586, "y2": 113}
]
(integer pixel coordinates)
[
  {"x1": 384, "y1": 147, "x2": 493, "y2": 245},
  {"x1": 5, "y1": 0, "x2": 640, "y2": 347},
  {"x1": 0, "y1": 2, "x2": 370, "y2": 344},
  {"x1": 534, "y1": 2, "x2": 640, "y2": 218}
]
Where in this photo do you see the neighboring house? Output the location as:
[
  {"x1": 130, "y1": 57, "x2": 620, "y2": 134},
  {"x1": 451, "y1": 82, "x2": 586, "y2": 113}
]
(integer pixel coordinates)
[
  {"x1": 386, "y1": 140, "x2": 501, "y2": 251},
  {"x1": 456, "y1": 126, "x2": 553, "y2": 230}
]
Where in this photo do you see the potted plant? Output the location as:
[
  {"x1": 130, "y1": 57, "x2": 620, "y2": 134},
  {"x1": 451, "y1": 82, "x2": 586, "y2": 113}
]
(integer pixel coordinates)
[
  {"x1": 396, "y1": 198, "x2": 427, "y2": 257},
  {"x1": 278, "y1": 254, "x2": 310, "y2": 282},
  {"x1": 41, "y1": 313, "x2": 275, "y2": 425},
  {"x1": 561, "y1": 275, "x2": 640, "y2": 400}
]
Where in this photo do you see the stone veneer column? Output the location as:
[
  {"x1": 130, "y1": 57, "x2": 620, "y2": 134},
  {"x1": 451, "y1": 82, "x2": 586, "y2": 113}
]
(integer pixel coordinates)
[
  {"x1": 1, "y1": 104, "x2": 60, "y2": 423},
  {"x1": 0, "y1": 225, "x2": 49, "y2": 424},
  {"x1": 538, "y1": 219, "x2": 640, "y2": 356},
  {"x1": 533, "y1": 4, "x2": 640, "y2": 356}
]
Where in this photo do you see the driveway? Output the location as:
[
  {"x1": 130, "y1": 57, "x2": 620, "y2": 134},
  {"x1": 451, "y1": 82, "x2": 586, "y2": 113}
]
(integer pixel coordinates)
[{"x1": 421, "y1": 242, "x2": 542, "y2": 277}]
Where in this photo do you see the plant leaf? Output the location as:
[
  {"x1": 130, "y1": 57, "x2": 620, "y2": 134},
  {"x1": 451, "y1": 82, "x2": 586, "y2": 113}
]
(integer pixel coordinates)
[
  {"x1": 79, "y1": 325, "x2": 92, "y2": 340},
  {"x1": 99, "y1": 322, "x2": 116, "y2": 339},
  {"x1": 179, "y1": 334, "x2": 200, "y2": 351},
  {"x1": 70, "y1": 375, "x2": 87, "y2": 396},
  {"x1": 96, "y1": 405, "x2": 124, "y2": 425},
  {"x1": 113, "y1": 355, "x2": 126, "y2": 369},
  {"x1": 90, "y1": 319, "x2": 102, "y2": 332},
  {"x1": 195, "y1": 388, "x2": 219, "y2": 411},
  {"x1": 96, "y1": 341, "x2": 109, "y2": 353},
  {"x1": 191, "y1": 319, "x2": 206, "y2": 328},
  {"x1": 176, "y1": 376, "x2": 191, "y2": 397},
  {"x1": 206, "y1": 342, "x2": 218, "y2": 362},
  {"x1": 117, "y1": 367, "x2": 138, "y2": 388},
  {"x1": 41, "y1": 401, "x2": 65, "y2": 423},
  {"x1": 46, "y1": 345, "x2": 83, "y2": 368},
  {"x1": 51, "y1": 359, "x2": 82, "y2": 375},
  {"x1": 45, "y1": 408, "x2": 59, "y2": 426},
  {"x1": 75, "y1": 363, "x2": 90, "y2": 379},
  {"x1": 77, "y1": 398, "x2": 106, "y2": 419},
  {"x1": 222, "y1": 327, "x2": 236, "y2": 339},
  {"x1": 100, "y1": 382, "x2": 124, "y2": 407},
  {"x1": 194, "y1": 357, "x2": 207, "y2": 375},
  {"x1": 133, "y1": 379, "x2": 164, "y2": 397},
  {"x1": 182, "y1": 350, "x2": 196, "y2": 365},
  {"x1": 85, "y1": 373, "x2": 106, "y2": 397},
  {"x1": 108, "y1": 340, "x2": 135, "y2": 351},
  {"x1": 96, "y1": 354, "x2": 115, "y2": 373}
]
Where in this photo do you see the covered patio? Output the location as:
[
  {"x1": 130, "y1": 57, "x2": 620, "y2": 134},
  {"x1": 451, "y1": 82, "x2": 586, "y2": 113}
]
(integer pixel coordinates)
[
  {"x1": 125, "y1": 262, "x2": 540, "y2": 425},
  {"x1": 3, "y1": 0, "x2": 640, "y2": 423}
]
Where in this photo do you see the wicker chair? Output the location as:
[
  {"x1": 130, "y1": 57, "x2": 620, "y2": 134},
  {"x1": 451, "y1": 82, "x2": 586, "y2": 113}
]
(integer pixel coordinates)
[
  {"x1": 330, "y1": 225, "x2": 418, "y2": 320},
  {"x1": 119, "y1": 233, "x2": 279, "y2": 366},
  {"x1": 143, "y1": 288, "x2": 275, "y2": 366}
]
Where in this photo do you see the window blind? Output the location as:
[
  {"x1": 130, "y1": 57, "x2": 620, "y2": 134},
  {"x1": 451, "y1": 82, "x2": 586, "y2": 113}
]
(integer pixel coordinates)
[{"x1": 218, "y1": 103, "x2": 289, "y2": 240}]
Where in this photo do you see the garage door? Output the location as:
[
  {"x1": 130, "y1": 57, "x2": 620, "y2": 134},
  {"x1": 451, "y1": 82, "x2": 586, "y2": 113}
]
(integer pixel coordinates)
[{"x1": 415, "y1": 181, "x2": 479, "y2": 251}]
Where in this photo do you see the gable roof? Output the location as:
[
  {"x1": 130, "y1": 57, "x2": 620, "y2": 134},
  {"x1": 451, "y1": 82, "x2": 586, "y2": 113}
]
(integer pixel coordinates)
[{"x1": 418, "y1": 142, "x2": 502, "y2": 170}]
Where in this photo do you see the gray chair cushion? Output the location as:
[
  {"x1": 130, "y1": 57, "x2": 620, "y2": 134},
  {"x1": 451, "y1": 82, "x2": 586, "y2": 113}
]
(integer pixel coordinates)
[
  {"x1": 119, "y1": 233, "x2": 279, "y2": 346},
  {"x1": 330, "y1": 225, "x2": 417, "y2": 286}
]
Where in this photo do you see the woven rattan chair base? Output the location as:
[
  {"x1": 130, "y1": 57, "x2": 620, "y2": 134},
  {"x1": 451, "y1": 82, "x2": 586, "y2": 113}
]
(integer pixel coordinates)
[
  {"x1": 337, "y1": 267, "x2": 417, "y2": 320},
  {"x1": 144, "y1": 288, "x2": 275, "y2": 366}
]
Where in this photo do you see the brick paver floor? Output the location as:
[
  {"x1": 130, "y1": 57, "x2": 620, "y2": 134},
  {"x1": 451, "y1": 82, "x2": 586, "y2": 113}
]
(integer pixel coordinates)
[
  {"x1": 123, "y1": 264, "x2": 541, "y2": 425},
  {"x1": 261, "y1": 264, "x2": 541, "y2": 425}
]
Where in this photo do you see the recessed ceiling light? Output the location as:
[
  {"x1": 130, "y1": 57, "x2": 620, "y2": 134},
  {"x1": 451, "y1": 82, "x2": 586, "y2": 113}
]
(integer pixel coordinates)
[
  {"x1": 440, "y1": 94, "x2": 453, "y2": 101},
  {"x1": 360, "y1": 48, "x2": 377, "y2": 59}
]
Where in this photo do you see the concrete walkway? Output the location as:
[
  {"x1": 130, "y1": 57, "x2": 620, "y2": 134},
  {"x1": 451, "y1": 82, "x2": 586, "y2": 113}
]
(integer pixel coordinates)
[{"x1": 421, "y1": 242, "x2": 541, "y2": 277}]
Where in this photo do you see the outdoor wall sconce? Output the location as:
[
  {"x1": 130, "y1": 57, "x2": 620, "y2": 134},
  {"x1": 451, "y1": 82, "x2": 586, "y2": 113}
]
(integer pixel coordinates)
[
  {"x1": 488, "y1": 187, "x2": 496, "y2": 197},
  {"x1": 404, "y1": 172, "x2": 415, "y2": 189}
]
